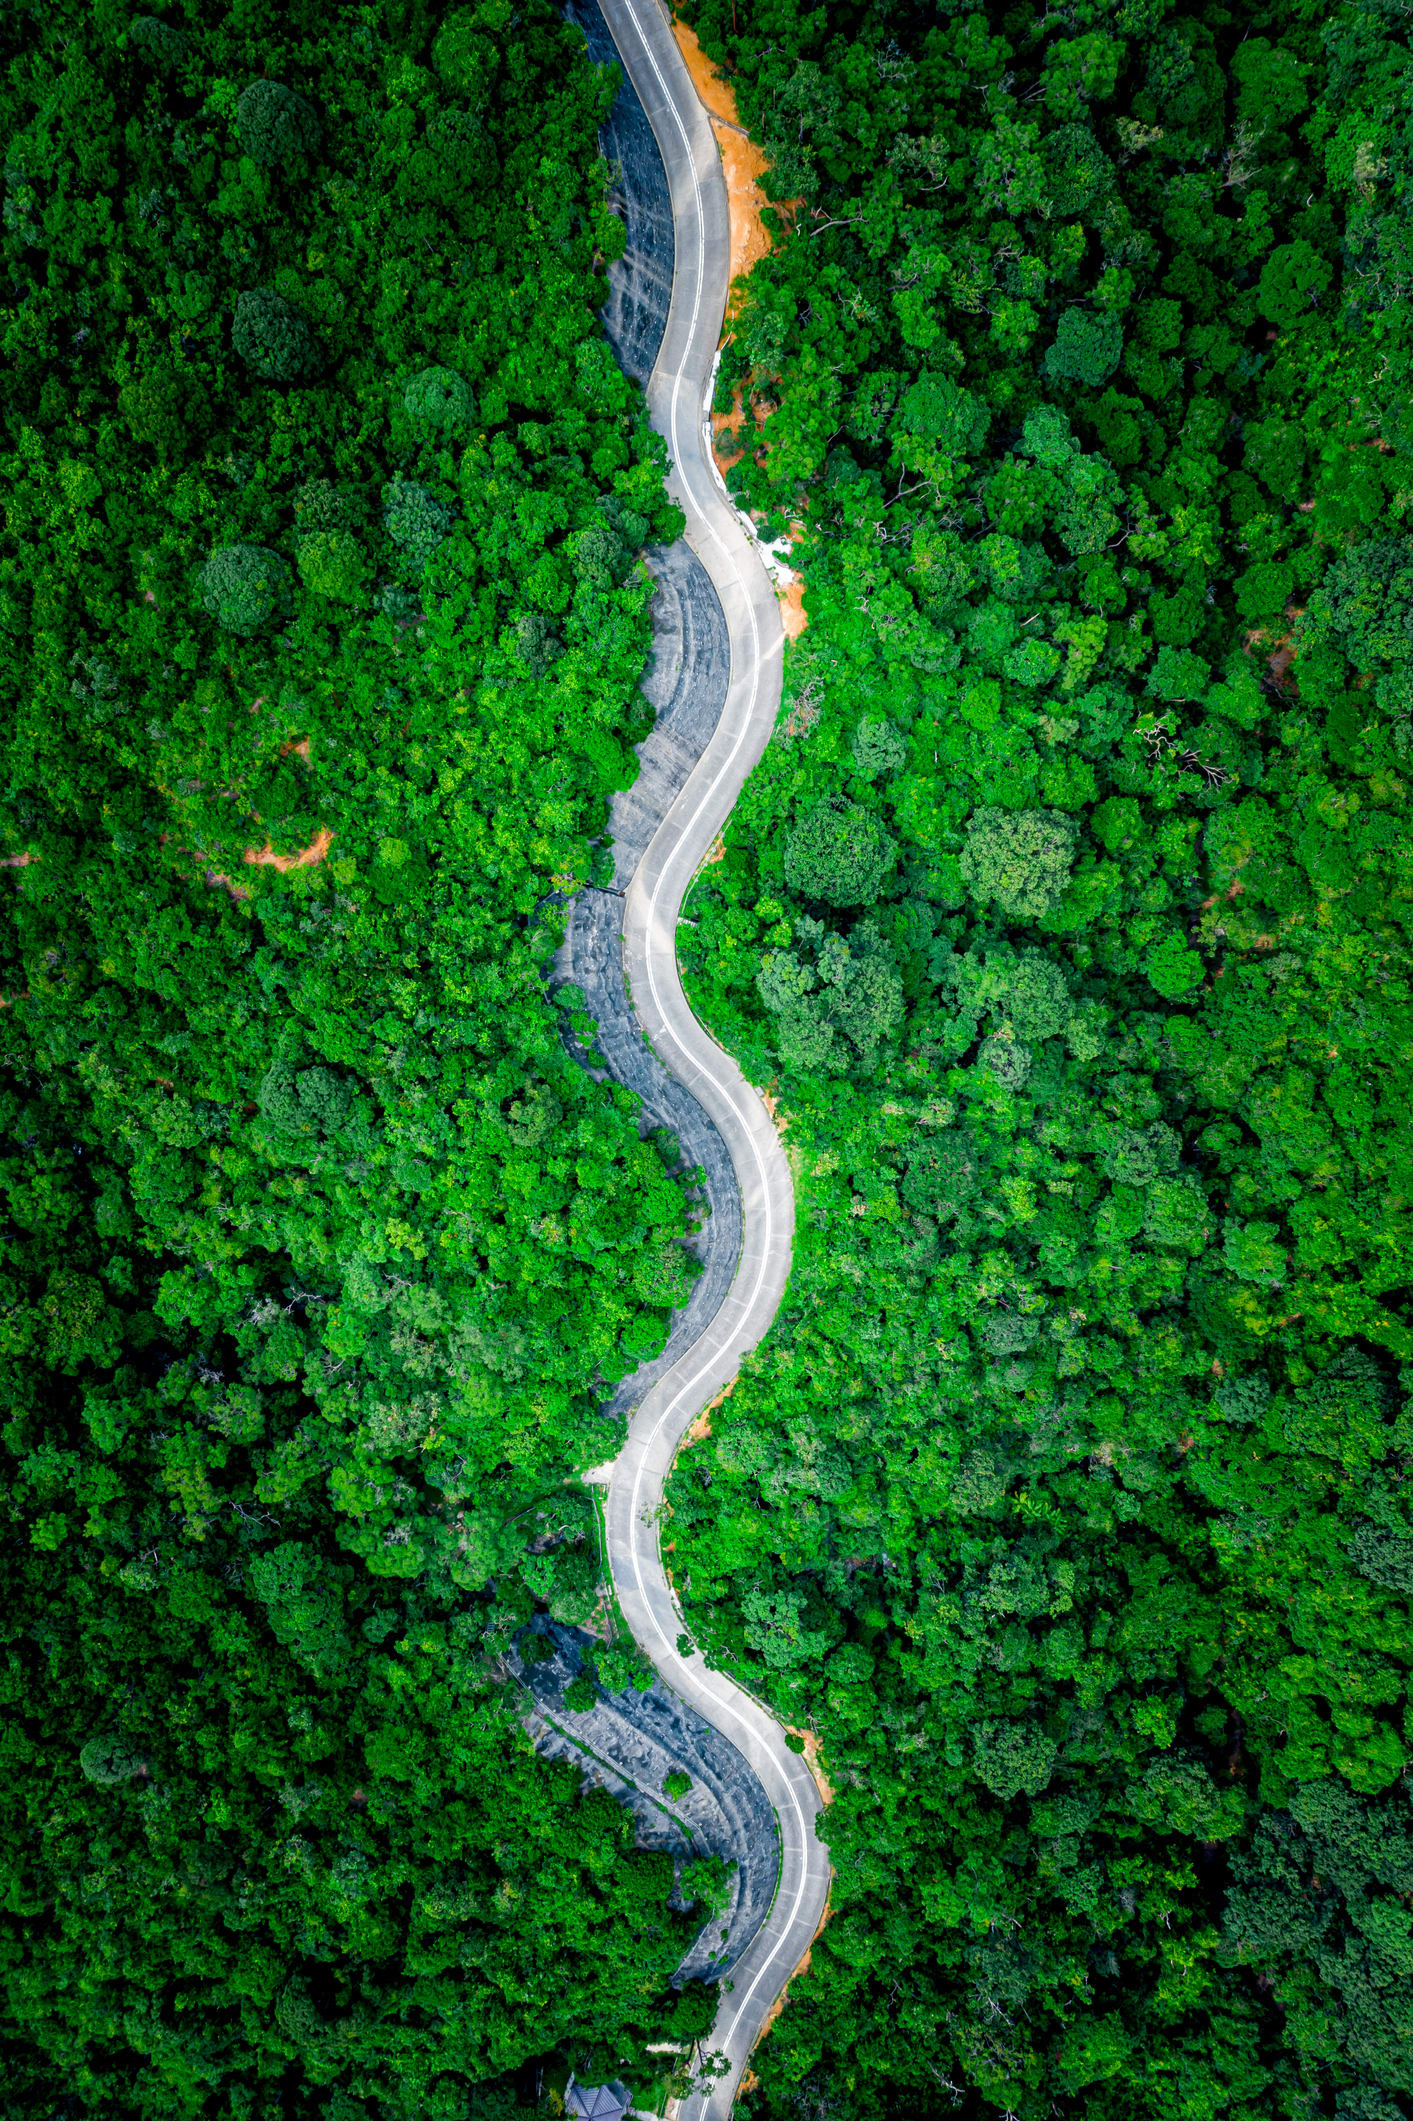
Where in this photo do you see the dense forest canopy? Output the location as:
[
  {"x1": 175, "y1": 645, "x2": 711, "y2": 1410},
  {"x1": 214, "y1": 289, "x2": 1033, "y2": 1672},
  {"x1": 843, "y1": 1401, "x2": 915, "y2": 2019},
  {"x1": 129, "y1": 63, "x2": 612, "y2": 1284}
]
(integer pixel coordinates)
[
  {"x1": 667, "y1": 0, "x2": 1413, "y2": 2115},
  {"x1": 0, "y1": 0, "x2": 718, "y2": 2112},
  {"x1": 4, "y1": 0, "x2": 1413, "y2": 2113}
]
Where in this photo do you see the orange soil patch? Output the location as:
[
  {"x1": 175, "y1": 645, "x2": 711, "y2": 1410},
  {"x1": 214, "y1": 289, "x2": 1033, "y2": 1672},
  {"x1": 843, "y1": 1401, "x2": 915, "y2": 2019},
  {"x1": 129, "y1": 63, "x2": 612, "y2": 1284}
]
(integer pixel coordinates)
[
  {"x1": 674, "y1": 23, "x2": 812, "y2": 643},
  {"x1": 672, "y1": 19, "x2": 783, "y2": 295},
  {"x1": 718, "y1": 131, "x2": 776, "y2": 293},
  {"x1": 0, "y1": 852, "x2": 37, "y2": 868},
  {"x1": 708, "y1": 385, "x2": 810, "y2": 637},
  {"x1": 672, "y1": 16, "x2": 739, "y2": 127},
  {"x1": 761, "y1": 1084, "x2": 790, "y2": 1136},
  {"x1": 682, "y1": 1375, "x2": 738, "y2": 1450},
  {"x1": 202, "y1": 870, "x2": 252, "y2": 903},
  {"x1": 778, "y1": 574, "x2": 807, "y2": 641},
  {"x1": 786, "y1": 1726, "x2": 836, "y2": 1805},
  {"x1": 242, "y1": 826, "x2": 333, "y2": 874}
]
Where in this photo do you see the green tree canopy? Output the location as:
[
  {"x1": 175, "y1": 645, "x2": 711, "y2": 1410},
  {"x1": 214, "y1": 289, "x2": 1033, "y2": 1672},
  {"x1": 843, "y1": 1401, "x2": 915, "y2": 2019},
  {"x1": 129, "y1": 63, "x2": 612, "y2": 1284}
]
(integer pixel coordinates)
[
  {"x1": 784, "y1": 797, "x2": 897, "y2": 905},
  {"x1": 197, "y1": 543, "x2": 290, "y2": 635}
]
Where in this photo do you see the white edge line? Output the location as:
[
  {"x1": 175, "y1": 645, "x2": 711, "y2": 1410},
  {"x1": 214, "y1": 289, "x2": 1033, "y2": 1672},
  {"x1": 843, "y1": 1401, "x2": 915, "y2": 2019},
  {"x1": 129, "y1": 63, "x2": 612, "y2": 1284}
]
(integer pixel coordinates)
[{"x1": 599, "y1": 6, "x2": 820, "y2": 2115}]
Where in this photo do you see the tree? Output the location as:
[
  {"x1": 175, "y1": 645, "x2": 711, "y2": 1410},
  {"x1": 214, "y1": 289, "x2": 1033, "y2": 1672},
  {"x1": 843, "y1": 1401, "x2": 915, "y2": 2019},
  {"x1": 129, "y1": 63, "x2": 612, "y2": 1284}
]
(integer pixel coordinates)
[
  {"x1": 432, "y1": 9, "x2": 502, "y2": 100},
  {"x1": 1043, "y1": 307, "x2": 1124, "y2": 386},
  {"x1": 850, "y1": 715, "x2": 906, "y2": 777},
  {"x1": 1021, "y1": 402, "x2": 1080, "y2": 467},
  {"x1": 297, "y1": 529, "x2": 367, "y2": 603},
  {"x1": 573, "y1": 515, "x2": 639, "y2": 588},
  {"x1": 1283, "y1": 1352, "x2": 1396, "y2": 1473},
  {"x1": 817, "y1": 928, "x2": 903, "y2": 1059},
  {"x1": 962, "y1": 945, "x2": 1072, "y2": 1040},
  {"x1": 1144, "y1": 1174, "x2": 1210, "y2": 1250},
  {"x1": 958, "y1": 805, "x2": 1077, "y2": 920},
  {"x1": 78, "y1": 1734, "x2": 147, "y2": 1785},
  {"x1": 383, "y1": 479, "x2": 454, "y2": 568},
  {"x1": 1147, "y1": 933, "x2": 1204, "y2": 997},
  {"x1": 784, "y1": 797, "x2": 896, "y2": 905},
  {"x1": 973, "y1": 1719, "x2": 1058, "y2": 1799},
  {"x1": 197, "y1": 543, "x2": 290, "y2": 635},
  {"x1": 232, "y1": 288, "x2": 319, "y2": 382},
  {"x1": 293, "y1": 478, "x2": 352, "y2": 532},
  {"x1": 1304, "y1": 538, "x2": 1413, "y2": 738},
  {"x1": 516, "y1": 612, "x2": 563, "y2": 674},
  {"x1": 1052, "y1": 452, "x2": 1123, "y2": 554},
  {"x1": 405, "y1": 364, "x2": 475, "y2": 431},
  {"x1": 236, "y1": 79, "x2": 322, "y2": 171},
  {"x1": 886, "y1": 371, "x2": 984, "y2": 458},
  {"x1": 128, "y1": 16, "x2": 185, "y2": 68},
  {"x1": 1258, "y1": 238, "x2": 1333, "y2": 326},
  {"x1": 1244, "y1": 414, "x2": 1306, "y2": 496},
  {"x1": 1040, "y1": 123, "x2": 1115, "y2": 215},
  {"x1": 118, "y1": 357, "x2": 206, "y2": 457}
]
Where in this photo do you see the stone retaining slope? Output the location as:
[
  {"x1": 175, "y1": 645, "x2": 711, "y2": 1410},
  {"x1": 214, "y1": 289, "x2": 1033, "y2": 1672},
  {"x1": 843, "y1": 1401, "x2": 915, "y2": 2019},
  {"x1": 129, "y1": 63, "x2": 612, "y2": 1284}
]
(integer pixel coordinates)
[
  {"x1": 542, "y1": 3, "x2": 832, "y2": 2112},
  {"x1": 512, "y1": 1618, "x2": 778, "y2": 1988}
]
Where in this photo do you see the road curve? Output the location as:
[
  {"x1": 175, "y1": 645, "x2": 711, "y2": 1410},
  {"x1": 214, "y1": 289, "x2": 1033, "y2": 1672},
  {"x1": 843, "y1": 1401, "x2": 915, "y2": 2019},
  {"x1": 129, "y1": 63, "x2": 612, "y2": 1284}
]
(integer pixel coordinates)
[{"x1": 587, "y1": 2, "x2": 830, "y2": 2114}]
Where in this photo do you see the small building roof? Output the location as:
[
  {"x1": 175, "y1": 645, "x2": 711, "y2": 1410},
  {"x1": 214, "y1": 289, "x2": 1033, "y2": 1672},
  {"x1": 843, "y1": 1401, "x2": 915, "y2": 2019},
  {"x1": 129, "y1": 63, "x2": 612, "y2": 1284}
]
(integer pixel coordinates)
[{"x1": 565, "y1": 2080, "x2": 631, "y2": 2121}]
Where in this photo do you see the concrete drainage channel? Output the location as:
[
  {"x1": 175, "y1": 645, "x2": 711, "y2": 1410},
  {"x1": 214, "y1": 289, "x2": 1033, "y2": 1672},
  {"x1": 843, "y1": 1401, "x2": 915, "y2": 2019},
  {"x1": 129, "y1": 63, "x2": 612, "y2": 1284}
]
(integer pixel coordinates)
[{"x1": 534, "y1": 4, "x2": 832, "y2": 2117}]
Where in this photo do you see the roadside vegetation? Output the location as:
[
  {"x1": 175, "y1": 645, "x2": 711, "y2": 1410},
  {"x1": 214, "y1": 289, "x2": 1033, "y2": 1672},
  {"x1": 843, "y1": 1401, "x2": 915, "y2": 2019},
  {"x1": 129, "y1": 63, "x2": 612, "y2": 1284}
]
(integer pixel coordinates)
[
  {"x1": 669, "y1": 0, "x2": 1413, "y2": 2113},
  {"x1": 0, "y1": 1, "x2": 718, "y2": 2112}
]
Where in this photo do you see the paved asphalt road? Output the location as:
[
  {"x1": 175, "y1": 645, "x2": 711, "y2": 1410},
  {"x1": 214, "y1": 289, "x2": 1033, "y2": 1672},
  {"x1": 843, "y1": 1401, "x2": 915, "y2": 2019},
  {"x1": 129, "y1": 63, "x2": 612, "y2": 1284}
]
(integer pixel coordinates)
[{"x1": 584, "y1": 2, "x2": 832, "y2": 2114}]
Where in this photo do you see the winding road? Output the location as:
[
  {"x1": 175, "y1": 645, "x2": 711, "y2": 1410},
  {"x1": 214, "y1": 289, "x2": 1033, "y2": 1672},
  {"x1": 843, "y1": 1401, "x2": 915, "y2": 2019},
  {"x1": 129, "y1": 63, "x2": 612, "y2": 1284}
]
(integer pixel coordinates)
[{"x1": 579, "y1": 2, "x2": 832, "y2": 2113}]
